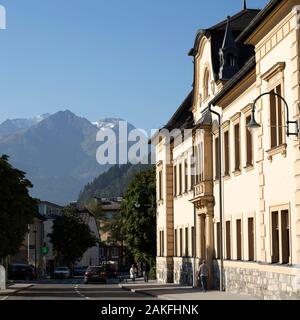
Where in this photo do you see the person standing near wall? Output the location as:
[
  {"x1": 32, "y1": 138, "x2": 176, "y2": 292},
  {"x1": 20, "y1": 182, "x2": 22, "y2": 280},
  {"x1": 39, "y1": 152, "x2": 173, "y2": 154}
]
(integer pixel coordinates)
[{"x1": 198, "y1": 260, "x2": 209, "y2": 292}]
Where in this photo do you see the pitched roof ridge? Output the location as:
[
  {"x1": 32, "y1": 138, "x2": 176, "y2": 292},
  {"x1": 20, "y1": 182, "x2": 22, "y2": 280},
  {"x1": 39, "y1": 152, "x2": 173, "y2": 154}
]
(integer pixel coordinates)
[
  {"x1": 237, "y1": 0, "x2": 283, "y2": 42},
  {"x1": 208, "y1": 8, "x2": 260, "y2": 31}
]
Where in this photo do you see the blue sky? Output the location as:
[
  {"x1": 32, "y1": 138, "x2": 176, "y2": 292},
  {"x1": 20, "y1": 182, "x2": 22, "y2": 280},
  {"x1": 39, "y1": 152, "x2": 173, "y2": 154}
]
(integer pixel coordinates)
[{"x1": 0, "y1": 0, "x2": 269, "y2": 130}]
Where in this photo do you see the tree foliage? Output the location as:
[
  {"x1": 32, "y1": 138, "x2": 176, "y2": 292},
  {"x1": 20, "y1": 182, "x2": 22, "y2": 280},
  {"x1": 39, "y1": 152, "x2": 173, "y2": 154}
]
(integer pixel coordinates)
[
  {"x1": 49, "y1": 206, "x2": 97, "y2": 267},
  {"x1": 78, "y1": 163, "x2": 152, "y2": 204},
  {"x1": 120, "y1": 167, "x2": 156, "y2": 265},
  {"x1": 0, "y1": 155, "x2": 37, "y2": 260}
]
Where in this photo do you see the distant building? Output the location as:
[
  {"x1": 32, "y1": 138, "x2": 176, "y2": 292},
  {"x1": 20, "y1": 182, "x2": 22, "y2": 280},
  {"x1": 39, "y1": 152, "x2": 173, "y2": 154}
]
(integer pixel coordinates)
[
  {"x1": 74, "y1": 205, "x2": 100, "y2": 267},
  {"x1": 99, "y1": 198, "x2": 129, "y2": 269},
  {"x1": 10, "y1": 214, "x2": 46, "y2": 277},
  {"x1": 38, "y1": 201, "x2": 63, "y2": 275}
]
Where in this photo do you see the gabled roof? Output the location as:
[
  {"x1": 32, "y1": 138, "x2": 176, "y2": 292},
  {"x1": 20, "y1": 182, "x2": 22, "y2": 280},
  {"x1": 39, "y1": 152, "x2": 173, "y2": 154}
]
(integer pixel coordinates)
[
  {"x1": 189, "y1": 9, "x2": 260, "y2": 81},
  {"x1": 237, "y1": 0, "x2": 283, "y2": 42},
  {"x1": 164, "y1": 91, "x2": 194, "y2": 131},
  {"x1": 210, "y1": 55, "x2": 256, "y2": 106}
]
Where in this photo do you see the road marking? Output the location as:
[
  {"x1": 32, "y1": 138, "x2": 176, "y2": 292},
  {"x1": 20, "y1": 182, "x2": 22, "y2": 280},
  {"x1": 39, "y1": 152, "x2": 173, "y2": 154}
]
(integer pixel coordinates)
[
  {"x1": 73, "y1": 284, "x2": 93, "y2": 300},
  {"x1": 0, "y1": 296, "x2": 8, "y2": 301}
]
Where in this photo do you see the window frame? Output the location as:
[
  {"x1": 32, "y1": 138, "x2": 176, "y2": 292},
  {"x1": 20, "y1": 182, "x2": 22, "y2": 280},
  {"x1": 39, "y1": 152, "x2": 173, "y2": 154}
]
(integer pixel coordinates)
[{"x1": 269, "y1": 205, "x2": 291, "y2": 265}]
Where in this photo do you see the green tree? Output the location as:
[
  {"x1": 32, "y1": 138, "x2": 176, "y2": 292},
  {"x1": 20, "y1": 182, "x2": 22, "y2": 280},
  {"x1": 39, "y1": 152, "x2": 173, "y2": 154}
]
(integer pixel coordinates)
[
  {"x1": 49, "y1": 206, "x2": 97, "y2": 268},
  {"x1": 0, "y1": 155, "x2": 37, "y2": 261},
  {"x1": 120, "y1": 167, "x2": 156, "y2": 266}
]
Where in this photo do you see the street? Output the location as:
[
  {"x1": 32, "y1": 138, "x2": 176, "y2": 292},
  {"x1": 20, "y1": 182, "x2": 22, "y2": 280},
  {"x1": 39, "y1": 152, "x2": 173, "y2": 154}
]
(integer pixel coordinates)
[{"x1": 4, "y1": 279, "x2": 158, "y2": 300}]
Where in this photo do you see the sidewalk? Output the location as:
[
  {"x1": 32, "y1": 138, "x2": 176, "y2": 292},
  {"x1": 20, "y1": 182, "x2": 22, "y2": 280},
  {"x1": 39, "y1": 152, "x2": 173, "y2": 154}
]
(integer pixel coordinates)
[
  {"x1": 119, "y1": 279, "x2": 258, "y2": 300},
  {"x1": 0, "y1": 283, "x2": 33, "y2": 298}
]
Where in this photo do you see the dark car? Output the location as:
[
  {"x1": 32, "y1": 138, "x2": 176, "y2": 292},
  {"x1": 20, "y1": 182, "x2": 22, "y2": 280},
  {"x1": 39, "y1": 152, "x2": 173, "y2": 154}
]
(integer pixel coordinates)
[
  {"x1": 8, "y1": 264, "x2": 36, "y2": 281},
  {"x1": 84, "y1": 265, "x2": 117, "y2": 284},
  {"x1": 53, "y1": 266, "x2": 71, "y2": 279},
  {"x1": 73, "y1": 266, "x2": 88, "y2": 277}
]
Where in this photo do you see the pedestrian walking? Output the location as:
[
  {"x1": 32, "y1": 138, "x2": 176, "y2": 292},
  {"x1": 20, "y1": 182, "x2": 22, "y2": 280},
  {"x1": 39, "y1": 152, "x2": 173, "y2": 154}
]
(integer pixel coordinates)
[
  {"x1": 130, "y1": 264, "x2": 137, "y2": 282},
  {"x1": 197, "y1": 260, "x2": 209, "y2": 292},
  {"x1": 143, "y1": 262, "x2": 150, "y2": 283}
]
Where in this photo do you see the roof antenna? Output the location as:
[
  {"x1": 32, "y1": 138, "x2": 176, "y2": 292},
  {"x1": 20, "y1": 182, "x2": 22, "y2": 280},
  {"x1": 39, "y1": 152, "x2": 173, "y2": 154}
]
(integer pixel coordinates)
[{"x1": 243, "y1": 0, "x2": 247, "y2": 10}]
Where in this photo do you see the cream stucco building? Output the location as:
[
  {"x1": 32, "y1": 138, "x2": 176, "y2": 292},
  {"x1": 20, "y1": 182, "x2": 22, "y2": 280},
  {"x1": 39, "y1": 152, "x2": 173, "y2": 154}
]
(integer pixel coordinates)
[{"x1": 153, "y1": 0, "x2": 300, "y2": 299}]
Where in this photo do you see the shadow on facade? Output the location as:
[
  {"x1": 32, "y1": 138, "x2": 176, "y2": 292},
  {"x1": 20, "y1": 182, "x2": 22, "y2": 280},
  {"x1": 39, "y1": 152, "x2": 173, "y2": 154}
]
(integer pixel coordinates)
[{"x1": 177, "y1": 258, "x2": 193, "y2": 286}]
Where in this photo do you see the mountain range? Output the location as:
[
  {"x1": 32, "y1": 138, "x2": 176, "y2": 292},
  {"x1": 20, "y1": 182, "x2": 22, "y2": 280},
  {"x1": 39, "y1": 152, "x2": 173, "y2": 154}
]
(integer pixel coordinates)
[{"x1": 0, "y1": 111, "x2": 136, "y2": 205}]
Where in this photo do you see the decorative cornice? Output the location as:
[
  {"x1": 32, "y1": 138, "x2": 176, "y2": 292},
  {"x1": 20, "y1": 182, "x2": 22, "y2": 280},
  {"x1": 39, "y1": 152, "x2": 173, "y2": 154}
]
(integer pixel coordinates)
[
  {"x1": 221, "y1": 120, "x2": 230, "y2": 129},
  {"x1": 230, "y1": 112, "x2": 241, "y2": 123},
  {"x1": 261, "y1": 62, "x2": 286, "y2": 81},
  {"x1": 241, "y1": 103, "x2": 253, "y2": 114}
]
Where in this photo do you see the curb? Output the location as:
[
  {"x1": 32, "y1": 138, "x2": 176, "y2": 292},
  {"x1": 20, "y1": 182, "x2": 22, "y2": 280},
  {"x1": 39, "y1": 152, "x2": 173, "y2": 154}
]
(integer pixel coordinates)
[
  {"x1": 119, "y1": 283, "x2": 176, "y2": 300},
  {"x1": 0, "y1": 284, "x2": 33, "y2": 297}
]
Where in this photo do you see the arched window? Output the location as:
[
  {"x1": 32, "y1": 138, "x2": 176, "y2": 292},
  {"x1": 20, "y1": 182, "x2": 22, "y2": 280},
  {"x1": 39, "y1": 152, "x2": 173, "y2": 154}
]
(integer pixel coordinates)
[{"x1": 203, "y1": 68, "x2": 210, "y2": 100}]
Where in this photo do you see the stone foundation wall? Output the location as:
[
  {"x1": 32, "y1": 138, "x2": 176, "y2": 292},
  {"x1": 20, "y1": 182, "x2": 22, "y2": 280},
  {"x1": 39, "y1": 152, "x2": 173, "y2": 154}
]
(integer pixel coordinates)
[
  {"x1": 213, "y1": 260, "x2": 300, "y2": 300},
  {"x1": 173, "y1": 258, "x2": 194, "y2": 286},
  {"x1": 156, "y1": 257, "x2": 174, "y2": 283}
]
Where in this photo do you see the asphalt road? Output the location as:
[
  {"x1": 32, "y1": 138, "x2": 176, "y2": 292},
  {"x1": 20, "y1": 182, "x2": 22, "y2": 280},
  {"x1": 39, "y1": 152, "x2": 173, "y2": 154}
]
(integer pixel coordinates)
[{"x1": 6, "y1": 278, "x2": 157, "y2": 300}]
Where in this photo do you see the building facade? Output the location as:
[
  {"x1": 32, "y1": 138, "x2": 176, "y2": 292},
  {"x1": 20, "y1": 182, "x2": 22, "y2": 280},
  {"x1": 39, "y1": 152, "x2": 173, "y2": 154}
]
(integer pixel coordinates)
[
  {"x1": 38, "y1": 201, "x2": 63, "y2": 275},
  {"x1": 74, "y1": 206, "x2": 100, "y2": 267},
  {"x1": 99, "y1": 198, "x2": 129, "y2": 269},
  {"x1": 10, "y1": 215, "x2": 45, "y2": 276},
  {"x1": 153, "y1": 0, "x2": 300, "y2": 299}
]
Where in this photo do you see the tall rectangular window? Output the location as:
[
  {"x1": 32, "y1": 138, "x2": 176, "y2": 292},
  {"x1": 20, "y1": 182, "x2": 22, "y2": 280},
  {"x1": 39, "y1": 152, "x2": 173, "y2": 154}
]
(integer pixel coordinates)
[
  {"x1": 191, "y1": 226, "x2": 195, "y2": 257},
  {"x1": 271, "y1": 209, "x2": 290, "y2": 264},
  {"x1": 246, "y1": 115, "x2": 253, "y2": 166},
  {"x1": 173, "y1": 166, "x2": 177, "y2": 196},
  {"x1": 162, "y1": 230, "x2": 164, "y2": 256},
  {"x1": 226, "y1": 221, "x2": 231, "y2": 259},
  {"x1": 216, "y1": 222, "x2": 221, "y2": 259},
  {"x1": 160, "y1": 231, "x2": 162, "y2": 256},
  {"x1": 190, "y1": 154, "x2": 195, "y2": 189},
  {"x1": 215, "y1": 137, "x2": 219, "y2": 179},
  {"x1": 271, "y1": 212, "x2": 279, "y2": 263},
  {"x1": 179, "y1": 228, "x2": 183, "y2": 257},
  {"x1": 179, "y1": 163, "x2": 182, "y2": 195},
  {"x1": 236, "y1": 219, "x2": 242, "y2": 260},
  {"x1": 248, "y1": 218, "x2": 254, "y2": 261},
  {"x1": 224, "y1": 131, "x2": 230, "y2": 176},
  {"x1": 174, "y1": 229, "x2": 177, "y2": 257},
  {"x1": 159, "y1": 231, "x2": 165, "y2": 257},
  {"x1": 270, "y1": 85, "x2": 283, "y2": 148},
  {"x1": 184, "y1": 159, "x2": 188, "y2": 193},
  {"x1": 234, "y1": 123, "x2": 240, "y2": 171},
  {"x1": 158, "y1": 170, "x2": 163, "y2": 200},
  {"x1": 281, "y1": 210, "x2": 290, "y2": 264},
  {"x1": 185, "y1": 227, "x2": 189, "y2": 257}
]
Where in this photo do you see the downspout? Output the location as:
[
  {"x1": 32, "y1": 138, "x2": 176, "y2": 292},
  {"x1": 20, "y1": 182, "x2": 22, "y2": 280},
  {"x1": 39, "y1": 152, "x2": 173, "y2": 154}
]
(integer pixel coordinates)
[
  {"x1": 193, "y1": 142, "x2": 197, "y2": 288},
  {"x1": 208, "y1": 103, "x2": 224, "y2": 291}
]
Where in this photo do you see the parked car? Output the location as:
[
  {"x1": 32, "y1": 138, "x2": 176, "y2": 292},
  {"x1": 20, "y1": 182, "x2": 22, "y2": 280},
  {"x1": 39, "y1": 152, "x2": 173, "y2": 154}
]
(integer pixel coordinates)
[
  {"x1": 84, "y1": 265, "x2": 117, "y2": 284},
  {"x1": 8, "y1": 264, "x2": 36, "y2": 281},
  {"x1": 73, "y1": 266, "x2": 88, "y2": 277},
  {"x1": 53, "y1": 266, "x2": 71, "y2": 279}
]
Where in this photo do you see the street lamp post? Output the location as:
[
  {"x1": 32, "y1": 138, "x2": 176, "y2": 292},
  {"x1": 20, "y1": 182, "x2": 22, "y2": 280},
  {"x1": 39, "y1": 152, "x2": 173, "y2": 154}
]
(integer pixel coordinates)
[{"x1": 247, "y1": 91, "x2": 299, "y2": 137}]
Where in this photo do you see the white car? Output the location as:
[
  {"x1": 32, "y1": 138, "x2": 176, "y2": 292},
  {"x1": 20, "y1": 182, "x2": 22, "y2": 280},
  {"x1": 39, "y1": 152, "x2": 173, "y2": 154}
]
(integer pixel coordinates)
[{"x1": 53, "y1": 266, "x2": 71, "y2": 279}]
